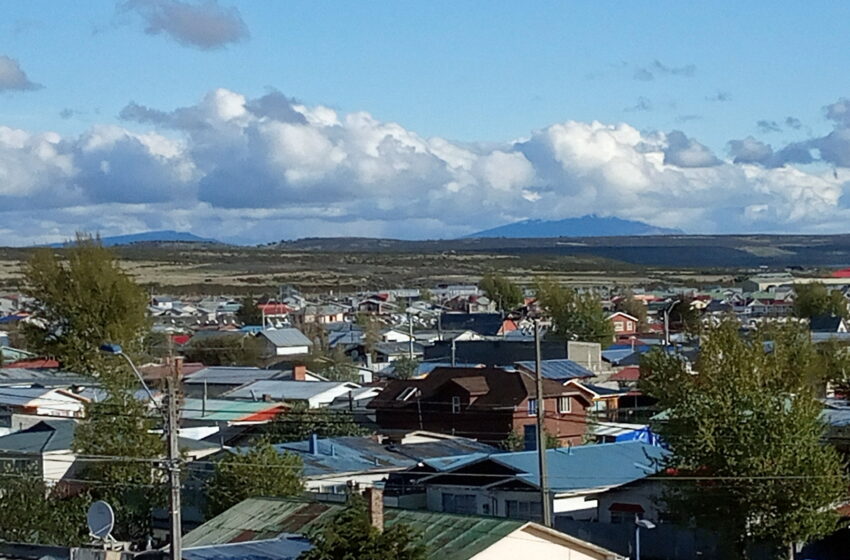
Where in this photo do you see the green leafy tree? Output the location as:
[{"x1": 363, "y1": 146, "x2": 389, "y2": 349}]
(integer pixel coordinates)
[
  {"x1": 641, "y1": 321, "x2": 848, "y2": 559},
  {"x1": 21, "y1": 234, "x2": 149, "y2": 386},
  {"x1": 236, "y1": 295, "x2": 264, "y2": 326},
  {"x1": 392, "y1": 356, "x2": 419, "y2": 380},
  {"x1": 300, "y1": 494, "x2": 426, "y2": 560},
  {"x1": 262, "y1": 403, "x2": 368, "y2": 443},
  {"x1": 73, "y1": 395, "x2": 165, "y2": 542},
  {"x1": 307, "y1": 345, "x2": 361, "y2": 382},
  {"x1": 501, "y1": 428, "x2": 561, "y2": 451},
  {"x1": 615, "y1": 291, "x2": 648, "y2": 331},
  {"x1": 206, "y1": 440, "x2": 304, "y2": 517},
  {"x1": 478, "y1": 273, "x2": 524, "y2": 312},
  {"x1": 356, "y1": 313, "x2": 382, "y2": 362},
  {"x1": 0, "y1": 464, "x2": 91, "y2": 546},
  {"x1": 794, "y1": 282, "x2": 849, "y2": 319},
  {"x1": 535, "y1": 278, "x2": 613, "y2": 347},
  {"x1": 183, "y1": 334, "x2": 264, "y2": 366}
]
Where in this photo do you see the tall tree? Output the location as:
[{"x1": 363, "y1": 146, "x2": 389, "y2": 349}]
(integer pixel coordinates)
[
  {"x1": 300, "y1": 494, "x2": 426, "y2": 560},
  {"x1": 206, "y1": 440, "x2": 304, "y2": 517},
  {"x1": 21, "y1": 234, "x2": 149, "y2": 386},
  {"x1": 0, "y1": 464, "x2": 90, "y2": 546},
  {"x1": 793, "y1": 282, "x2": 849, "y2": 319},
  {"x1": 478, "y1": 273, "x2": 524, "y2": 312},
  {"x1": 535, "y1": 278, "x2": 613, "y2": 347},
  {"x1": 183, "y1": 334, "x2": 264, "y2": 366},
  {"x1": 236, "y1": 295, "x2": 264, "y2": 326},
  {"x1": 262, "y1": 403, "x2": 368, "y2": 443},
  {"x1": 641, "y1": 321, "x2": 848, "y2": 559},
  {"x1": 356, "y1": 313, "x2": 382, "y2": 363}
]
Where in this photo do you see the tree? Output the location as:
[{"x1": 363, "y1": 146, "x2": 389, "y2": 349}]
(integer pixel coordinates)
[
  {"x1": 301, "y1": 494, "x2": 426, "y2": 560},
  {"x1": 615, "y1": 291, "x2": 648, "y2": 331},
  {"x1": 478, "y1": 273, "x2": 524, "y2": 312},
  {"x1": 501, "y1": 428, "x2": 561, "y2": 451},
  {"x1": 206, "y1": 440, "x2": 304, "y2": 517},
  {"x1": 183, "y1": 334, "x2": 264, "y2": 366},
  {"x1": 236, "y1": 295, "x2": 264, "y2": 326},
  {"x1": 794, "y1": 282, "x2": 849, "y2": 319},
  {"x1": 392, "y1": 356, "x2": 419, "y2": 380},
  {"x1": 0, "y1": 464, "x2": 90, "y2": 546},
  {"x1": 21, "y1": 234, "x2": 149, "y2": 386},
  {"x1": 640, "y1": 321, "x2": 848, "y2": 559},
  {"x1": 73, "y1": 395, "x2": 165, "y2": 542},
  {"x1": 356, "y1": 313, "x2": 382, "y2": 362},
  {"x1": 535, "y1": 278, "x2": 613, "y2": 347},
  {"x1": 262, "y1": 403, "x2": 368, "y2": 443}
]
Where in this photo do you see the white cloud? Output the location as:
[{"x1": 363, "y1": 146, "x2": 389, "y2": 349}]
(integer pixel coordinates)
[
  {"x1": 121, "y1": 0, "x2": 249, "y2": 50},
  {"x1": 2, "y1": 89, "x2": 850, "y2": 244},
  {"x1": 0, "y1": 55, "x2": 41, "y2": 91}
]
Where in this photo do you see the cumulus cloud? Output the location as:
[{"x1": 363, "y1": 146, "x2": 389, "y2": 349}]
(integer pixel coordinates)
[
  {"x1": 0, "y1": 55, "x2": 41, "y2": 91},
  {"x1": 3, "y1": 88, "x2": 850, "y2": 243},
  {"x1": 121, "y1": 0, "x2": 249, "y2": 50}
]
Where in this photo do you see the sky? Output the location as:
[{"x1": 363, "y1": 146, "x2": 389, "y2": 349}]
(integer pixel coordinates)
[{"x1": 3, "y1": 1, "x2": 850, "y2": 245}]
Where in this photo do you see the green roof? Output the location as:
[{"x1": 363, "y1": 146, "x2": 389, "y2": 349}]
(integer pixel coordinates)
[{"x1": 183, "y1": 497, "x2": 525, "y2": 560}]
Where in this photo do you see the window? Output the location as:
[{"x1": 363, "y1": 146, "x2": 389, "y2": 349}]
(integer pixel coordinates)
[
  {"x1": 626, "y1": 321, "x2": 634, "y2": 331},
  {"x1": 558, "y1": 396, "x2": 571, "y2": 413},
  {"x1": 614, "y1": 321, "x2": 625, "y2": 332},
  {"x1": 527, "y1": 398, "x2": 537, "y2": 416},
  {"x1": 396, "y1": 387, "x2": 419, "y2": 401},
  {"x1": 451, "y1": 396, "x2": 461, "y2": 414},
  {"x1": 506, "y1": 500, "x2": 542, "y2": 521},
  {"x1": 442, "y1": 493, "x2": 477, "y2": 515}
]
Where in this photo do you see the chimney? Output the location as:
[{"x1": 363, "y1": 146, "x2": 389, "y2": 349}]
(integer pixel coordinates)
[
  {"x1": 293, "y1": 364, "x2": 307, "y2": 381},
  {"x1": 364, "y1": 487, "x2": 384, "y2": 530},
  {"x1": 309, "y1": 433, "x2": 320, "y2": 455}
]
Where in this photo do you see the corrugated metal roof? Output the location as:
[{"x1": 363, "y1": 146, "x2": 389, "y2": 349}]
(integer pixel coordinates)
[
  {"x1": 223, "y1": 381, "x2": 359, "y2": 401},
  {"x1": 183, "y1": 498, "x2": 525, "y2": 560},
  {"x1": 184, "y1": 535, "x2": 311, "y2": 560},
  {"x1": 260, "y1": 328, "x2": 313, "y2": 348},
  {"x1": 185, "y1": 367, "x2": 289, "y2": 385},
  {"x1": 0, "y1": 368, "x2": 88, "y2": 386},
  {"x1": 181, "y1": 398, "x2": 285, "y2": 422},
  {"x1": 0, "y1": 420, "x2": 76, "y2": 453},
  {"x1": 514, "y1": 359, "x2": 593, "y2": 380}
]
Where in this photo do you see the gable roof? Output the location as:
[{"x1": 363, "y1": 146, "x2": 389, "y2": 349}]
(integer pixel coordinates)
[
  {"x1": 0, "y1": 419, "x2": 76, "y2": 453},
  {"x1": 184, "y1": 367, "x2": 290, "y2": 385},
  {"x1": 439, "y1": 313, "x2": 505, "y2": 336},
  {"x1": 810, "y1": 314, "x2": 846, "y2": 333},
  {"x1": 422, "y1": 441, "x2": 668, "y2": 494},
  {"x1": 223, "y1": 380, "x2": 360, "y2": 402},
  {"x1": 260, "y1": 328, "x2": 313, "y2": 348},
  {"x1": 184, "y1": 535, "x2": 311, "y2": 560}
]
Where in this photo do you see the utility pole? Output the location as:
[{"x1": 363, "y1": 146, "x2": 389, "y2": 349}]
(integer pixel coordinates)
[
  {"x1": 533, "y1": 319, "x2": 552, "y2": 527},
  {"x1": 165, "y1": 357, "x2": 183, "y2": 560},
  {"x1": 407, "y1": 310, "x2": 414, "y2": 360}
]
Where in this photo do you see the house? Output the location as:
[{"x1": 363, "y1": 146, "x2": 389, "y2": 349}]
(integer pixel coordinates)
[
  {"x1": 0, "y1": 387, "x2": 89, "y2": 419},
  {"x1": 606, "y1": 312, "x2": 639, "y2": 336},
  {"x1": 369, "y1": 366, "x2": 592, "y2": 446},
  {"x1": 183, "y1": 366, "x2": 297, "y2": 398},
  {"x1": 387, "y1": 441, "x2": 667, "y2": 523},
  {"x1": 222, "y1": 380, "x2": 363, "y2": 408},
  {"x1": 0, "y1": 419, "x2": 78, "y2": 484},
  {"x1": 514, "y1": 359, "x2": 594, "y2": 383},
  {"x1": 258, "y1": 328, "x2": 313, "y2": 357},
  {"x1": 424, "y1": 340, "x2": 568, "y2": 367},
  {"x1": 438, "y1": 313, "x2": 512, "y2": 336},
  {"x1": 182, "y1": 496, "x2": 625, "y2": 560},
  {"x1": 180, "y1": 398, "x2": 287, "y2": 428},
  {"x1": 810, "y1": 314, "x2": 848, "y2": 333}
]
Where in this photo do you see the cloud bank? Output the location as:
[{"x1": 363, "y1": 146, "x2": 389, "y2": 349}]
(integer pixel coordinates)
[
  {"x1": 1, "y1": 88, "x2": 849, "y2": 245},
  {"x1": 121, "y1": 0, "x2": 249, "y2": 50}
]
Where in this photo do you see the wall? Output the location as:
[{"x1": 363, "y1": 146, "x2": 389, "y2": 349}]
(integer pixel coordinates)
[
  {"x1": 471, "y1": 525, "x2": 619, "y2": 560},
  {"x1": 596, "y1": 480, "x2": 664, "y2": 524}
]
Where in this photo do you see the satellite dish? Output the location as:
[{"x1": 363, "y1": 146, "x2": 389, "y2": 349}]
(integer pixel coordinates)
[{"x1": 87, "y1": 500, "x2": 115, "y2": 540}]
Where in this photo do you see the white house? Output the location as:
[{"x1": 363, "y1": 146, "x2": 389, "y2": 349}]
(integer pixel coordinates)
[{"x1": 258, "y1": 328, "x2": 313, "y2": 357}]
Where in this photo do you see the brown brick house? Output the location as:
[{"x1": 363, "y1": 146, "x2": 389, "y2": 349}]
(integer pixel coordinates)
[{"x1": 368, "y1": 367, "x2": 592, "y2": 446}]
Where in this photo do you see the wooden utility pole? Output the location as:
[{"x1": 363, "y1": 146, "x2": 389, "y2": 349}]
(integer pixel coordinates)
[
  {"x1": 533, "y1": 318, "x2": 553, "y2": 527},
  {"x1": 165, "y1": 357, "x2": 183, "y2": 560}
]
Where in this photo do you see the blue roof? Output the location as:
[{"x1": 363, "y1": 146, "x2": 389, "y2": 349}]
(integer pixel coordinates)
[
  {"x1": 426, "y1": 441, "x2": 668, "y2": 493},
  {"x1": 183, "y1": 535, "x2": 311, "y2": 560},
  {"x1": 514, "y1": 359, "x2": 593, "y2": 380}
]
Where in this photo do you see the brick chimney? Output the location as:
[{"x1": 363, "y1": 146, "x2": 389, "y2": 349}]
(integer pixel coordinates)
[
  {"x1": 293, "y1": 364, "x2": 307, "y2": 381},
  {"x1": 364, "y1": 487, "x2": 384, "y2": 530}
]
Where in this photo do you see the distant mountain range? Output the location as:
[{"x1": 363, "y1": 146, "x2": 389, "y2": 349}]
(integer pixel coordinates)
[
  {"x1": 466, "y1": 215, "x2": 683, "y2": 238},
  {"x1": 48, "y1": 230, "x2": 221, "y2": 248}
]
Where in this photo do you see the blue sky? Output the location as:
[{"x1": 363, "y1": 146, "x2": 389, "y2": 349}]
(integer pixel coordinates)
[{"x1": 2, "y1": 1, "x2": 850, "y2": 244}]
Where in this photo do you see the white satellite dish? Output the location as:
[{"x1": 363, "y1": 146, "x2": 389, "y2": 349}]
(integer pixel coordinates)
[{"x1": 87, "y1": 500, "x2": 115, "y2": 540}]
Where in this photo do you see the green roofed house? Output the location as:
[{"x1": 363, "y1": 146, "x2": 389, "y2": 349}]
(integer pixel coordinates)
[{"x1": 183, "y1": 496, "x2": 624, "y2": 560}]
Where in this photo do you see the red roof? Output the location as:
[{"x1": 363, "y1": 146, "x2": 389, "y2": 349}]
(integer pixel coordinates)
[
  {"x1": 257, "y1": 303, "x2": 291, "y2": 315},
  {"x1": 4, "y1": 358, "x2": 60, "y2": 369},
  {"x1": 610, "y1": 366, "x2": 640, "y2": 382},
  {"x1": 172, "y1": 334, "x2": 191, "y2": 346},
  {"x1": 833, "y1": 268, "x2": 850, "y2": 278}
]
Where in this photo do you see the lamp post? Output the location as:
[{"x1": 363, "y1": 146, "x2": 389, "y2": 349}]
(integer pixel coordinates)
[
  {"x1": 99, "y1": 344, "x2": 182, "y2": 560},
  {"x1": 634, "y1": 516, "x2": 656, "y2": 560}
]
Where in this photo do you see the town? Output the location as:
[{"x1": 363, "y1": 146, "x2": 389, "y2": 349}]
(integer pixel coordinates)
[{"x1": 0, "y1": 238, "x2": 849, "y2": 560}]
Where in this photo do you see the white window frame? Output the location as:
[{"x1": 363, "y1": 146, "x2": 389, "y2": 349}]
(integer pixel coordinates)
[
  {"x1": 528, "y1": 398, "x2": 537, "y2": 416},
  {"x1": 558, "y1": 396, "x2": 571, "y2": 413}
]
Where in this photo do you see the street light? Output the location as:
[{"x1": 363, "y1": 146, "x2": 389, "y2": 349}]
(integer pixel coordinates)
[
  {"x1": 634, "y1": 516, "x2": 656, "y2": 560},
  {"x1": 99, "y1": 343, "x2": 182, "y2": 560}
]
